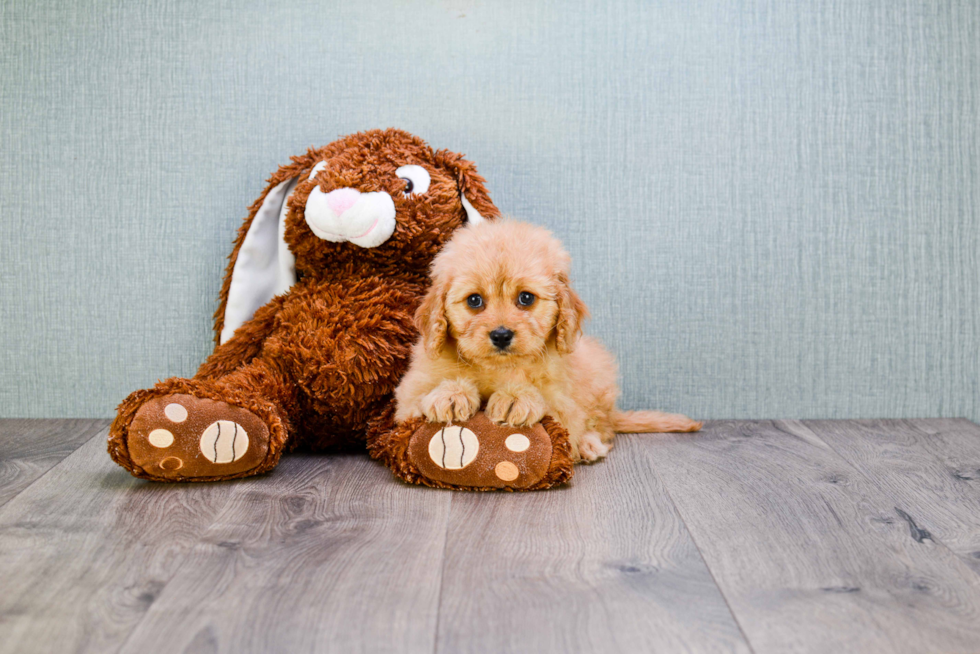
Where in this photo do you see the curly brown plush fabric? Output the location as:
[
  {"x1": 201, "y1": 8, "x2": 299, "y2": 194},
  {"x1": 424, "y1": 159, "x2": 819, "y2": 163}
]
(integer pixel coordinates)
[{"x1": 108, "y1": 129, "x2": 500, "y2": 482}]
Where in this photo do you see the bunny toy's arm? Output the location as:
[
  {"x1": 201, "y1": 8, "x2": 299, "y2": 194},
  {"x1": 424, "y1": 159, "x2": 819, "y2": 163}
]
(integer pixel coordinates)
[{"x1": 195, "y1": 294, "x2": 286, "y2": 382}]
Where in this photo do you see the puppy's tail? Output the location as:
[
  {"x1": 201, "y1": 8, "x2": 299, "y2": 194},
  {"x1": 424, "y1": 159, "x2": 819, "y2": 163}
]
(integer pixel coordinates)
[{"x1": 611, "y1": 410, "x2": 702, "y2": 434}]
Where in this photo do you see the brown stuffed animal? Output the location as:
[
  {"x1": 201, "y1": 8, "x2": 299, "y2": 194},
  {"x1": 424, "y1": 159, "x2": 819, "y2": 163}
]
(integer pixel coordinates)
[{"x1": 108, "y1": 129, "x2": 514, "y2": 482}]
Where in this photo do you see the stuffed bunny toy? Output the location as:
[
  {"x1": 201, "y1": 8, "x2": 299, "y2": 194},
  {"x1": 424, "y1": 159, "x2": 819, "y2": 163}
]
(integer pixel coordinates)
[{"x1": 108, "y1": 129, "x2": 511, "y2": 482}]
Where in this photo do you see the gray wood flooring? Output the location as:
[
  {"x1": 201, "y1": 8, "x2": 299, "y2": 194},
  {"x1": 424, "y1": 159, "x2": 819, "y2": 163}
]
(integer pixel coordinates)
[{"x1": 1, "y1": 419, "x2": 979, "y2": 654}]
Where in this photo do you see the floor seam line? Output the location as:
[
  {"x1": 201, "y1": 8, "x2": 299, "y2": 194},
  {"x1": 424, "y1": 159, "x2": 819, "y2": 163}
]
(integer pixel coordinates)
[
  {"x1": 431, "y1": 492, "x2": 453, "y2": 654},
  {"x1": 0, "y1": 421, "x2": 110, "y2": 512},
  {"x1": 647, "y1": 432, "x2": 759, "y2": 654},
  {"x1": 111, "y1": 454, "x2": 253, "y2": 654},
  {"x1": 789, "y1": 418, "x2": 980, "y2": 581}
]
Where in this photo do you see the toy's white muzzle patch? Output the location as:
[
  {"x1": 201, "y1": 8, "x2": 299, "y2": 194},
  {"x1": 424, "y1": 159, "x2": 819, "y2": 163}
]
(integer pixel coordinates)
[{"x1": 304, "y1": 186, "x2": 396, "y2": 248}]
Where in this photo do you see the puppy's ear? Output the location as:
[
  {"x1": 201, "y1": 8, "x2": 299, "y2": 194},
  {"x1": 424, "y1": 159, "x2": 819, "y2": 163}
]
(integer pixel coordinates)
[
  {"x1": 432, "y1": 150, "x2": 500, "y2": 225},
  {"x1": 555, "y1": 273, "x2": 590, "y2": 354},
  {"x1": 415, "y1": 279, "x2": 450, "y2": 357}
]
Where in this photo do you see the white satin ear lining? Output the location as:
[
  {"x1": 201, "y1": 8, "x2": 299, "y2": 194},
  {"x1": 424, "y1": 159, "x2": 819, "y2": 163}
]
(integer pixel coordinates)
[
  {"x1": 309, "y1": 161, "x2": 328, "y2": 180},
  {"x1": 220, "y1": 177, "x2": 299, "y2": 344},
  {"x1": 461, "y1": 194, "x2": 485, "y2": 225},
  {"x1": 275, "y1": 182, "x2": 297, "y2": 294}
]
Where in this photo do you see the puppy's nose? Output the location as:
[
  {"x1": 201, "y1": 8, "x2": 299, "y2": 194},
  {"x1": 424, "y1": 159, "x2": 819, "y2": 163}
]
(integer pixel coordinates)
[{"x1": 489, "y1": 327, "x2": 514, "y2": 349}]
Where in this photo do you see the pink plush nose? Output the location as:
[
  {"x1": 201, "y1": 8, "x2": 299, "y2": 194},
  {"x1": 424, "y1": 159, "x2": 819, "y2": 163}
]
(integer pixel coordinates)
[{"x1": 325, "y1": 188, "x2": 360, "y2": 215}]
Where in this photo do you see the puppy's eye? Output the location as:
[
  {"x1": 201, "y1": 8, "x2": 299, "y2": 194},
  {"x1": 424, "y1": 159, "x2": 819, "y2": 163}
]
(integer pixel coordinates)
[
  {"x1": 517, "y1": 291, "x2": 536, "y2": 307},
  {"x1": 395, "y1": 165, "x2": 431, "y2": 196},
  {"x1": 466, "y1": 294, "x2": 484, "y2": 309}
]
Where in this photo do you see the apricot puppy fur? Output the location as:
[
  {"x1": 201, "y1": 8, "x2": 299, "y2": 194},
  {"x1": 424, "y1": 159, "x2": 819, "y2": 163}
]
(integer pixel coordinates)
[{"x1": 394, "y1": 219, "x2": 701, "y2": 462}]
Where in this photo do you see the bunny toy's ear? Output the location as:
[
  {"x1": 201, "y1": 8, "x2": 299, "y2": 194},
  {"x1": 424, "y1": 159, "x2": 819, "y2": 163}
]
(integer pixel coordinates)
[
  {"x1": 218, "y1": 177, "x2": 299, "y2": 345},
  {"x1": 460, "y1": 194, "x2": 485, "y2": 225},
  {"x1": 213, "y1": 150, "x2": 327, "y2": 346},
  {"x1": 432, "y1": 149, "x2": 500, "y2": 225}
]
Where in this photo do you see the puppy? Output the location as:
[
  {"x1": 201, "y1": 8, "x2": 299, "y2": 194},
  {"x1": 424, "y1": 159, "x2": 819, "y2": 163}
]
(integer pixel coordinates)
[{"x1": 394, "y1": 219, "x2": 701, "y2": 462}]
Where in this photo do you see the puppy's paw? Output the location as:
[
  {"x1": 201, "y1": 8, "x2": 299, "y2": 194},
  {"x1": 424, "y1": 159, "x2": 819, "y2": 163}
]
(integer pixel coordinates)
[
  {"x1": 575, "y1": 431, "x2": 611, "y2": 463},
  {"x1": 485, "y1": 388, "x2": 547, "y2": 427},
  {"x1": 421, "y1": 379, "x2": 480, "y2": 423}
]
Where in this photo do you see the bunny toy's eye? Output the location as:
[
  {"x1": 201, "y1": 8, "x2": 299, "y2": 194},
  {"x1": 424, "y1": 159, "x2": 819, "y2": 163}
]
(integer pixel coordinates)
[{"x1": 395, "y1": 165, "x2": 431, "y2": 196}]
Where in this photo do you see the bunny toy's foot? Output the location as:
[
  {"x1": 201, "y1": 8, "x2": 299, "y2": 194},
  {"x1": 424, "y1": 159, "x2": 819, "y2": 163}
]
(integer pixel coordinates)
[
  {"x1": 123, "y1": 394, "x2": 274, "y2": 481},
  {"x1": 370, "y1": 411, "x2": 575, "y2": 491}
]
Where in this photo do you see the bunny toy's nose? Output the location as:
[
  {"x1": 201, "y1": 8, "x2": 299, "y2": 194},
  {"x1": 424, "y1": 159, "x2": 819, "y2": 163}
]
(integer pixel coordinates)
[
  {"x1": 325, "y1": 188, "x2": 360, "y2": 216},
  {"x1": 304, "y1": 183, "x2": 396, "y2": 248}
]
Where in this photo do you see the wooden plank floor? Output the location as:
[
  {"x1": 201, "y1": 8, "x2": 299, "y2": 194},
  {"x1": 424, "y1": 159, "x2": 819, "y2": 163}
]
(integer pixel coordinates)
[{"x1": 1, "y1": 419, "x2": 979, "y2": 653}]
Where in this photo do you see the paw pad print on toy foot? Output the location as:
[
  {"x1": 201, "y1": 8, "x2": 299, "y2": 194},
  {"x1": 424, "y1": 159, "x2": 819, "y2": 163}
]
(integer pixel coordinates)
[
  {"x1": 407, "y1": 412, "x2": 554, "y2": 489},
  {"x1": 127, "y1": 394, "x2": 270, "y2": 480}
]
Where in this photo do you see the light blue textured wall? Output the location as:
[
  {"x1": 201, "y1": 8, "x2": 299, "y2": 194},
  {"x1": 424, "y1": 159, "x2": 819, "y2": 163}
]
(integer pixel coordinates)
[{"x1": 1, "y1": 0, "x2": 978, "y2": 420}]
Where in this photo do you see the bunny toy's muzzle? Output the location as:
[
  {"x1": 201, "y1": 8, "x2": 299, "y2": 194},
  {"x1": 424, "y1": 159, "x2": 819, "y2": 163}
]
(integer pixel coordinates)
[{"x1": 304, "y1": 186, "x2": 397, "y2": 248}]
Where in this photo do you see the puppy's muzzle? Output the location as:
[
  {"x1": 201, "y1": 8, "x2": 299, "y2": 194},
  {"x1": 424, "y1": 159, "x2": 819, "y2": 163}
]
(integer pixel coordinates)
[{"x1": 489, "y1": 327, "x2": 514, "y2": 350}]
